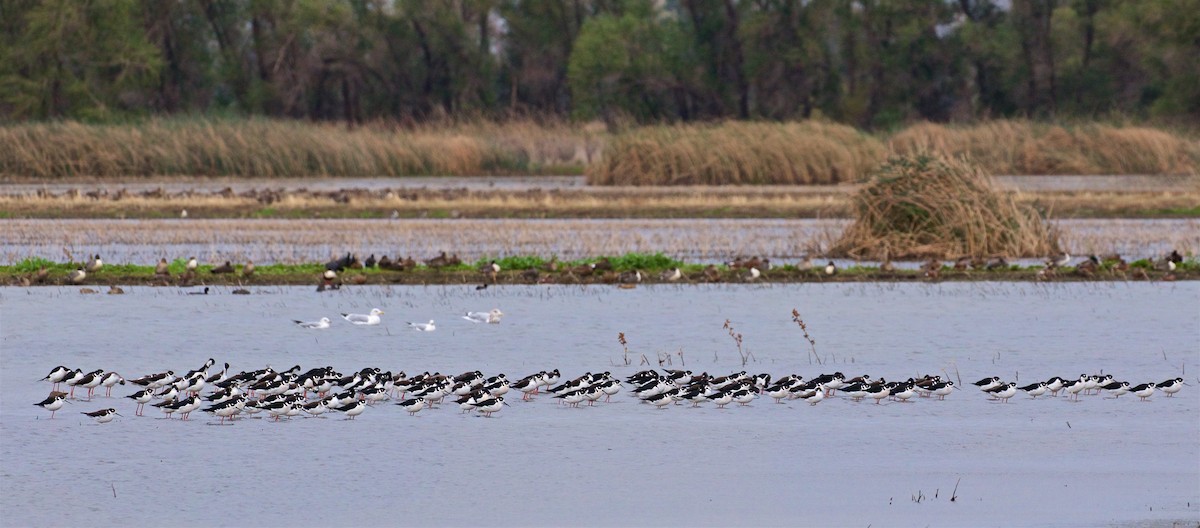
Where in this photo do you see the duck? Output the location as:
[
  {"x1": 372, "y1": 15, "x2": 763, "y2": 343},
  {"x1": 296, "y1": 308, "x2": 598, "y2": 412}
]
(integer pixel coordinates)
[
  {"x1": 242, "y1": 260, "x2": 255, "y2": 277},
  {"x1": 824, "y1": 261, "x2": 837, "y2": 276},
  {"x1": 154, "y1": 258, "x2": 170, "y2": 277},
  {"x1": 85, "y1": 254, "x2": 103, "y2": 273},
  {"x1": 660, "y1": 267, "x2": 682, "y2": 282},
  {"x1": 210, "y1": 261, "x2": 235, "y2": 274},
  {"x1": 67, "y1": 267, "x2": 86, "y2": 284}
]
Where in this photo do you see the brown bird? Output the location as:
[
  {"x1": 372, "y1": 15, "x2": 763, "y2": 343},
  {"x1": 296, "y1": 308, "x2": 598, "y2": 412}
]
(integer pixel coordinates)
[
  {"x1": 107, "y1": 285, "x2": 125, "y2": 295},
  {"x1": 210, "y1": 261, "x2": 235, "y2": 274},
  {"x1": 35, "y1": 266, "x2": 50, "y2": 283},
  {"x1": 350, "y1": 274, "x2": 368, "y2": 285},
  {"x1": 593, "y1": 258, "x2": 614, "y2": 272},
  {"x1": 242, "y1": 260, "x2": 255, "y2": 277},
  {"x1": 953, "y1": 256, "x2": 971, "y2": 271},
  {"x1": 154, "y1": 258, "x2": 170, "y2": 277},
  {"x1": 426, "y1": 251, "x2": 450, "y2": 268},
  {"x1": 703, "y1": 264, "x2": 721, "y2": 282},
  {"x1": 480, "y1": 260, "x2": 500, "y2": 283},
  {"x1": 521, "y1": 267, "x2": 540, "y2": 283},
  {"x1": 570, "y1": 263, "x2": 595, "y2": 277},
  {"x1": 986, "y1": 256, "x2": 1009, "y2": 271}
]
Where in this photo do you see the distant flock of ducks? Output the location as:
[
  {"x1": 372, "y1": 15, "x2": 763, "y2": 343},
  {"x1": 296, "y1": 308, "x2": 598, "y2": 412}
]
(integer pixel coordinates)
[{"x1": 34, "y1": 363, "x2": 1188, "y2": 424}]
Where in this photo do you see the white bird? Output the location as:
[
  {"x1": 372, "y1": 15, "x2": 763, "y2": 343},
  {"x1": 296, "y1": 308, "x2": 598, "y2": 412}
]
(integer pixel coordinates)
[
  {"x1": 293, "y1": 317, "x2": 331, "y2": 329},
  {"x1": 341, "y1": 308, "x2": 384, "y2": 325},
  {"x1": 462, "y1": 309, "x2": 504, "y2": 324},
  {"x1": 408, "y1": 320, "x2": 436, "y2": 332}
]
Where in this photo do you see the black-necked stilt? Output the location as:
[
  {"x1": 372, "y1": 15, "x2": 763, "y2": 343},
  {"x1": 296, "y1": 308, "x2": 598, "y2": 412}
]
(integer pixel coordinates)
[
  {"x1": 930, "y1": 381, "x2": 957, "y2": 400},
  {"x1": 645, "y1": 390, "x2": 679, "y2": 409},
  {"x1": 126, "y1": 388, "x2": 154, "y2": 416},
  {"x1": 990, "y1": 383, "x2": 1018, "y2": 403},
  {"x1": 334, "y1": 399, "x2": 367, "y2": 419},
  {"x1": 82, "y1": 408, "x2": 120, "y2": 423},
  {"x1": 99, "y1": 372, "x2": 125, "y2": 397},
  {"x1": 35, "y1": 392, "x2": 68, "y2": 418},
  {"x1": 41, "y1": 366, "x2": 72, "y2": 391},
  {"x1": 204, "y1": 396, "x2": 246, "y2": 424},
  {"x1": 475, "y1": 397, "x2": 506, "y2": 417},
  {"x1": 1130, "y1": 382, "x2": 1156, "y2": 401},
  {"x1": 1062, "y1": 378, "x2": 1087, "y2": 401},
  {"x1": 890, "y1": 382, "x2": 917, "y2": 402},
  {"x1": 1099, "y1": 381, "x2": 1130, "y2": 398},
  {"x1": 1158, "y1": 378, "x2": 1185, "y2": 397},
  {"x1": 1018, "y1": 382, "x2": 1048, "y2": 398},
  {"x1": 397, "y1": 397, "x2": 426, "y2": 416},
  {"x1": 973, "y1": 376, "x2": 1002, "y2": 391},
  {"x1": 1043, "y1": 376, "x2": 1067, "y2": 396},
  {"x1": 866, "y1": 384, "x2": 891, "y2": 404}
]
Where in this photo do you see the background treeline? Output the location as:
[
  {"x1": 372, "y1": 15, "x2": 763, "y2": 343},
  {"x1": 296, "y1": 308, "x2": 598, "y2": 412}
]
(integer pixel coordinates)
[{"x1": 1, "y1": 0, "x2": 1196, "y2": 128}]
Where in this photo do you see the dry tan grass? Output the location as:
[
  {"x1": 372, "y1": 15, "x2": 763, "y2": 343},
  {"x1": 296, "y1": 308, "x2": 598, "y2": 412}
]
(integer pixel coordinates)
[
  {"x1": 586, "y1": 121, "x2": 886, "y2": 185},
  {"x1": 0, "y1": 118, "x2": 598, "y2": 178},
  {"x1": 888, "y1": 121, "x2": 1200, "y2": 175},
  {"x1": 831, "y1": 153, "x2": 1060, "y2": 259}
]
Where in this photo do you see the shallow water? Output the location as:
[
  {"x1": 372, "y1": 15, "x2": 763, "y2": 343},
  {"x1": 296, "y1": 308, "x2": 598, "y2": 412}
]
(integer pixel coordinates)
[
  {"x1": 1, "y1": 282, "x2": 1197, "y2": 526},
  {"x1": 2, "y1": 218, "x2": 1195, "y2": 266}
]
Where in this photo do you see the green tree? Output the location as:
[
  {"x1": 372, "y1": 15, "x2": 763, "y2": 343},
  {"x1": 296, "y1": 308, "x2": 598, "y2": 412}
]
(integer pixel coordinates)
[{"x1": 1, "y1": 0, "x2": 161, "y2": 119}]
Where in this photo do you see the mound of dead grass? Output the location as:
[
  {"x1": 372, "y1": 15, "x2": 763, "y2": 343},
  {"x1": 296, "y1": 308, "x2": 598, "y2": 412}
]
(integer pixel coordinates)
[{"x1": 830, "y1": 153, "x2": 1060, "y2": 259}]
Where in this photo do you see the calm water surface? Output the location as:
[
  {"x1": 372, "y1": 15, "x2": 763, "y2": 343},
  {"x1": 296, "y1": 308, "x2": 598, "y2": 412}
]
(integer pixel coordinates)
[{"x1": 1, "y1": 282, "x2": 1197, "y2": 526}]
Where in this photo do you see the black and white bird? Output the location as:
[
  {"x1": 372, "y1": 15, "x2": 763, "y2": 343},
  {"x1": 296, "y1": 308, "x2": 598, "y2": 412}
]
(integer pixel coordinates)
[
  {"x1": 973, "y1": 376, "x2": 1002, "y2": 391},
  {"x1": 34, "y1": 393, "x2": 68, "y2": 418},
  {"x1": 397, "y1": 397, "x2": 427, "y2": 416},
  {"x1": 82, "y1": 408, "x2": 120, "y2": 423},
  {"x1": 334, "y1": 399, "x2": 367, "y2": 420},
  {"x1": 474, "y1": 397, "x2": 506, "y2": 417},
  {"x1": 1130, "y1": 382, "x2": 1156, "y2": 401},
  {"x1": 1017, "y1": 382, "x2": 1048, "y2": 398},
  {"x1": 1158, "y1": 377, "x2": 1185, "y2": 397},
  {"x1": 40, "y1": 366, "x2": 72, "y2": 391},
  {"x1": 126, "y1": 388, "x2": 155, "y2": 416}
]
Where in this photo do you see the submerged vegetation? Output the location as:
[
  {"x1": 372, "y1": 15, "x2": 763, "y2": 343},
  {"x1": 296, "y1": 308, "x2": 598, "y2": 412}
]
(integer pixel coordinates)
[{"x1": 832, "y1": 154, "x2": 1060, "y2": 259}]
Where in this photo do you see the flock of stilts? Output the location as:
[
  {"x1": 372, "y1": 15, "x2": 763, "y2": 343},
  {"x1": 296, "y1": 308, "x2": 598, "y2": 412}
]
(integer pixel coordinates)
[{"x1": 33, "y1": 361, "x2": 1189, "y2": 424}]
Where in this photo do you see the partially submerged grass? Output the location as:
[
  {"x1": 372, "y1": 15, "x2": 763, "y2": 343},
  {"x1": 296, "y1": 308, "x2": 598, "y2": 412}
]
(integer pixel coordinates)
[
  {"x1": 831, "y1": 153, "x2": 1059, "y2": 259},
  {"x1": 587, "y1": 121, "x2": 885, "y2": 185}
]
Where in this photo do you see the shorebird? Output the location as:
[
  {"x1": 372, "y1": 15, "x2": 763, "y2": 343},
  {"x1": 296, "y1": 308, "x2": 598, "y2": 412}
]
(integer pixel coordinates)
[
  {"x1": 82, "y1": 408, "x2": 120, "y2": 424},
  {"x1": 407, "y1": 320, "x2": 436, "y2": 332},
  {"x1": 341, "y1": 309, "x2": 384, "y2": 325},
  {"x1": 463, "y1": 309, "x2": 504, "y2": 324},
  {"x1": 294, "y1": 317, "x2": 331, "y2": 329},
  {"x1": 126, "y1": 388, "x2": 154, "y2": 416},
  {"x1": 35, "y1": 393, "x2": 69, "y2": 418}
]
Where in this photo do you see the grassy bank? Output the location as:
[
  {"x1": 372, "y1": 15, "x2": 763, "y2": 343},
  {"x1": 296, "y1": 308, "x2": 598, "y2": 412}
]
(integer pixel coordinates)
[
  {"x1": 0, "y1": 118, "x2": 1195, "y2": 183},
  {"x1": 6, "y1": 254, "x2": 1195, "y2": 287}
]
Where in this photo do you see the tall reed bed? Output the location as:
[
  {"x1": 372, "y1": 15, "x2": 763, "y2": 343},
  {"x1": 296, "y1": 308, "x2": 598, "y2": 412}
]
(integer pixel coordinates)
[
  {"x1": 0, "y1": 118, "x2": 599, "y2": 178},
  {"x1": 586, "y1": 121, "x2": 885, "y2": 185},
  {"x1": 888, "y1": 121, "x2": 1200, "y2": 176}
]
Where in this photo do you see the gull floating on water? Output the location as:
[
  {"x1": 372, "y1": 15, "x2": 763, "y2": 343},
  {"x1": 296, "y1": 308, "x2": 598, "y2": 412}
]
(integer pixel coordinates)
[
  {"x1": 342, "y1": 308, "x2": 384, "y2": 325},
  {"x1": 408, "y1": 320, "x2": 436, "y2": 332},
  {"x1": 463, "y1": 309, "x2": 504, "y2": 324},
  {"x1": 294, "y1": 317, "x2": 331, "y2": 329}
]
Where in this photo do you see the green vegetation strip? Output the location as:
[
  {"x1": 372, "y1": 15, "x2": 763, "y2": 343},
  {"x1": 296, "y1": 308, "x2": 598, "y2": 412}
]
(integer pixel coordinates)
[{"x1": 6, "y1": 254, "x2": 1196, "y2": 287}]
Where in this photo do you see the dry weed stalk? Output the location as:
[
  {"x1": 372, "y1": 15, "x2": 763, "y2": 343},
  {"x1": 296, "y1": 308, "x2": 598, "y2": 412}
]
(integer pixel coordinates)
[
  {"x1": 723, "y1": 319, "x2": 752, "y2": 366},
  {"x1": 791, "y1": 309, "x2": 821, "y2": 365},
  {"x1": 618, "y1": 332, "x2": 630, "y2": 366}
]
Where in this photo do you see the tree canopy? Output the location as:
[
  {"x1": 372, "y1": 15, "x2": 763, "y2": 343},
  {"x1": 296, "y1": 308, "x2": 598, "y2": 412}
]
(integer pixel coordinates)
[{"x1": 1, "y1": 0, "x2": 1195, "y2": 126}]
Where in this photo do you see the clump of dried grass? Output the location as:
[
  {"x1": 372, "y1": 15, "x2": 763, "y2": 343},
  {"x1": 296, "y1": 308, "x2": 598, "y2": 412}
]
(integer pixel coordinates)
[
  {"x1": 888, "y1": 121, "x2": 1200, "y2": 175},
  {"x1": 830, "y1": 153, "x2": 1059, "y2": 259},
  {"x1": 587, "y1": 121, "x2": 886, "y2": 185}
]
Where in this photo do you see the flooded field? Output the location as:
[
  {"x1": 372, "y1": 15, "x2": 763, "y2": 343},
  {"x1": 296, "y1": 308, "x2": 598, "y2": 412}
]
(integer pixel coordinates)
[
  {"x1": 1, "y1": 282, "x2": 1197, "y2": 526},
  {"x1": 1, "y1": 218, "x2": 1194, "y2": 266}
]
